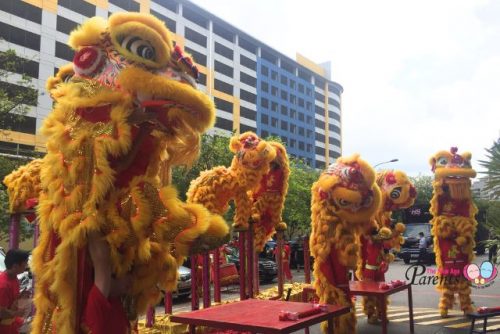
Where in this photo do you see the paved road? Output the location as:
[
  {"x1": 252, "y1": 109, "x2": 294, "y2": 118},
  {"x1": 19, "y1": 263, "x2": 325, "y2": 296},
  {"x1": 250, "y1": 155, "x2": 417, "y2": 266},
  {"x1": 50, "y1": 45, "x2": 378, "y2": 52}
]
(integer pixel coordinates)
[{"x1": 157, "y1": 254, "x2": 499, "y2": 333}]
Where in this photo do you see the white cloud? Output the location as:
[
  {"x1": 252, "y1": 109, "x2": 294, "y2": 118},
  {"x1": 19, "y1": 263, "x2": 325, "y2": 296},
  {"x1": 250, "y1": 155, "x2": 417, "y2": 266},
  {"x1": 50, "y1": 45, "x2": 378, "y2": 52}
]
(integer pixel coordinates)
[{"x1": 192, "y1": 0, "x2": 500, "y2": 176}]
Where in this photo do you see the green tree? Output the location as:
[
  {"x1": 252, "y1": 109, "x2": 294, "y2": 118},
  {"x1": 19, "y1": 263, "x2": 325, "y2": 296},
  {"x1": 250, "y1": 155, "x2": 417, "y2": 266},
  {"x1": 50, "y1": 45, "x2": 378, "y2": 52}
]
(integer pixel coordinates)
[
  {"x1": 479, "y1": 138, "x2": 500, "y2": 198},
  {"x1": 409, "y1": 175, "x2": 433, "y2": 205},
  {"x1": 0, "y1": 49, "x2": 38, "y2": 132},
  {"x1": 283, "y1": 159, "x2": 320, "y2": 239}
]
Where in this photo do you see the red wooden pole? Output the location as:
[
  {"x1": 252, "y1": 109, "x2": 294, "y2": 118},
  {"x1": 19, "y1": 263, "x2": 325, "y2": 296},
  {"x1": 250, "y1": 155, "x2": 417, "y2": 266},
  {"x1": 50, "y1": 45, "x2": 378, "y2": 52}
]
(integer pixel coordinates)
[
  {"x1": 146, "y1": 306, "x2": 154, "y2": 327},
  {"x1": 190, "y1": 255, "x2": 199, "y2": 310},
  {"x1": 213, "y1": 248, "x2": 221, "y2": 303},
  {"x1": 238, "y1": 231, "x2": 247, "y2": 300},
  {"x1": 202, "y1": 253, "x2": 211, "y2": 308},
  {"x1": 164, "y1": 292, "x2": 172, "y2": 314},
  {"x1": 276, "y1": 231, "x2": 284, "y2": 298},
  {"x1": 254, "y1": 253, "x2": 260, "y2": 294},
  {"x1": 247, "y1": 226, "x2": 254, "y2": 298},
  {"x1": 8, "y1": 213, "x2": 20, "y2": 250},
  {"x1": 304, "y1": 235, "x2": 311, "y2": 284}
]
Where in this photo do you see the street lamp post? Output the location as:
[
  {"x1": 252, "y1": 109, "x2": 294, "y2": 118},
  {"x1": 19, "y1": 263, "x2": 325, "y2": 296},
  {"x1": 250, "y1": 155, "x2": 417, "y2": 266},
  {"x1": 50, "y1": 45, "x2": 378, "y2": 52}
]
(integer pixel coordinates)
[{"x1": 373, "y1": 158, "x2": 399, "y2": 168}]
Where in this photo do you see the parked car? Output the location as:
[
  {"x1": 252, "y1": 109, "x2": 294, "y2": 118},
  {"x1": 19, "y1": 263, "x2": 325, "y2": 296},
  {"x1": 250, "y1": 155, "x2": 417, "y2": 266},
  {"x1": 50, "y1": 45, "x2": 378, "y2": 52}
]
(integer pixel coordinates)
[
  {"x1": 398, "y1": 223, "x2": 435, "y2": 264},
  {"x1": 226, "y1": 246, "x2": 278, "y2": 283},
  {"x1": 172, "y1": 265, "x2": 191, "y2": 299}
]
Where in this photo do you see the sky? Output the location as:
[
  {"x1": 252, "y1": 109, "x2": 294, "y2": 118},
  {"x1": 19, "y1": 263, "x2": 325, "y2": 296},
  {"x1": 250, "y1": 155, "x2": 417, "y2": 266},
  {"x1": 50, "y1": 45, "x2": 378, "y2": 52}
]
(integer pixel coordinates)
[{"x1": 191, "y1": 0, "x2": 500, "y2": 177}]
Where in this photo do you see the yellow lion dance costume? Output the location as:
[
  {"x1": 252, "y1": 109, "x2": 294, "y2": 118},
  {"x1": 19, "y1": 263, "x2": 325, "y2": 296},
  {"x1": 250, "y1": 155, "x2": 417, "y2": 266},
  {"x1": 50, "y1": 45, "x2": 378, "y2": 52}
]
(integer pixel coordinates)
[
  {"x1": 429, "y1": 147, "x2": 477, "y2": 317},
  {"x1": 31, "y1": 13, "x2": 228, "y2": 333},
  {"x1": 251, "y1": 141, "x2": 290, "y2": 251},
  {"x1": 358, "y1": 170, "x2": 416, "y2": 324},
  {"x1": 3, "y1": 159, "x2": 43, "y2": 213},
  {"x1": 310, "y1": 154, "x2": 381, "y2": 334},
  {"x1": 186, "y1": 132, "x2": 276, "y2": 232},
  {"x1": 376, "y1": 170, "x2": 417, "y2": 255}
]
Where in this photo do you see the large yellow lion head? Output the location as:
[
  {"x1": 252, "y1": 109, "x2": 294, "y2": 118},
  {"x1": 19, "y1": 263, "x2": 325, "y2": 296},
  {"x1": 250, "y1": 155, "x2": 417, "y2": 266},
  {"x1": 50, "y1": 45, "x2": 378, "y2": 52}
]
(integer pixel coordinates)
[
  {"x1": 429, "y1": 147, "x2": 476, "y2": 200},
  {"x1": 313, "y1": 154, "x2": 381, "y2": 224},
  {"x1": 229, "y1": 132, "x2": 276, "y2": 171},
  {"x1": 55, "y1": 12, "x2": 214, "y2": 166},
  {"x1": 377, "y1": 170, "x2": 416, "y2": 211}
]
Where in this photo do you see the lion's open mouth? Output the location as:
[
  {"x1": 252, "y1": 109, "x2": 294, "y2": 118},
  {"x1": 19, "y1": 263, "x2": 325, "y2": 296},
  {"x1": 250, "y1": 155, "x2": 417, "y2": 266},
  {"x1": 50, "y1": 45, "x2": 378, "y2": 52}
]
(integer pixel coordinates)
[{"x1": 444, "y1": 176, "x2": 470, "y2": 200}]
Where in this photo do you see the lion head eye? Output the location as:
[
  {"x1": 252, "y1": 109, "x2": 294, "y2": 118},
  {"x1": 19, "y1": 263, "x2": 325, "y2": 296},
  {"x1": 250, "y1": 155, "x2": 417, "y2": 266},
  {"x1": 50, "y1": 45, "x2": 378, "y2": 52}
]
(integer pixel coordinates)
[
  {"x1": 120, "y1": 35, "x2": 156, "y2": 61},
  {"x1": 437, "y1": 157, "x2": 448, "y2": 166},
  {"x1": 336, "y1": 198, "x2": 351, "y2": 207},
  {"x1": 390, "y1": 187, "x2": 402, "y2": 199}
]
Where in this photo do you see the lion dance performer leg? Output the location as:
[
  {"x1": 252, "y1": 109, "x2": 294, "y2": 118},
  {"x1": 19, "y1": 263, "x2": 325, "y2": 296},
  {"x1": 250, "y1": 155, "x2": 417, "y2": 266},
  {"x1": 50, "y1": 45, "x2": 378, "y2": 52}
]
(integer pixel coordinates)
[
  {"x1": 310, "y1": 154, "x2": 381, "y2": 334},
  {"x1": 359, "y1": 170, "x2": 417, "y2": 323},
  {"x1": 429, "y1": 147, "x2": 477, "y2": 317},
  {"x1": 30, "y1": 13, "x2": 229, "y2": 333}
]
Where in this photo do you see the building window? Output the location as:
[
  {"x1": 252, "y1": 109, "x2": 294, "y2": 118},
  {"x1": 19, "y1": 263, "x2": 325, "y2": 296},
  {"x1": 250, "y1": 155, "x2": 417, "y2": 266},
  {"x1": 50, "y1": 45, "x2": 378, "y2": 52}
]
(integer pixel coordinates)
[
  {"x1": 214, "y1": 79, "x2": 233, "y2": 95},
  {"x1": 280, "y1": 90, "x2": 288, "y2": 101},
  {"x1": 328, "y1": 110, "x2": 340, "y2": 122},
  {"x1": 0, "y1": 0, "x2": 42, "y2": 24},
  {"x1": 271, "y1": 71, "x2": 278, "y2": 81},
  {"x1": 306, "y1": 101, "x2": 312, "y2": 111},
  {"x1": 241, "y1": 106, "x2": 256, "y2": 121},
  {"x1": 315, "y1": 91, "x2": 325, "y2": 102},
  {"x1": 329, "y1": 137, "x2": 341, "y2": 147},
  {"x1": 0, "y1": 22, "x2": 41, "y2": 51},
  {"x1": 271, "y1": 118, "x2": 278, "y2": 127},
  {"x1": 315, "y1": 160, "x2": 326, "y2": 169},
  {"x1": 240, "y1": 55, "x2": 256, "y2": 71},
  {"x1": 261, "y1": 48, "x2": 277, "y2": 64},
  {"x1": 306, "y1": 88, "x2": 312, "y2": 96},
  {"x1": 240, "y1": 124, "x2": 256, "y2": 133},
  {"x1": 329, "y1": 150, "x2": 340, "y2": 159},
  {"x1": 298, "y1": 98, "x2": 304, "y2": 107},
  {"x1": 307, "y1": 144, "x2": 312, "y2": 152},
  {"x1": 298, "y1": 112, "x2": 304, "y2": 122},
  {"x1": 152, "y1": 0, "x2": 177, "y2": 13},
  {"x1": 298, "y1": 127, "x2": 305, "y2": 136},
  {"x1": 108, "y1": 0, "x2": 139, "y2": 11},
  {"x1": 261, "y1": 65, "x2": 268, "y2": 76},
  {"x1": 261, "y1": 98, "x2": 269, "y2": 109},
  {"x1": 58, "y1": 0, "x2": 96, "y2": 16},
  {"x1": 185, "y1": 46, "x2": 206, "y2": 66},
  {"x1": 0, "y1": 52, "x2": 39, "y2": 78},
  {"x1": 290, "y1": 109, "x2": 296, "y2": 119},
  {"x1": 214, "y1": 97, "x2": 233, "y2": 113},
  {"x1": 239, "y1": 37, "x2": 257, "y2": 54},
  {"x1": 315, "y1": 105, "x2": 323, "y2": 116},
  {"x1": 271, "y1": 102, "x2": 278, "y2": 112},
  {"x1": 0, "y1": 81, "x2": 37, "y2": 107},
  {"x1": 298, "y1": 83, "x2": 304, "y2": 93},
  {"x1": 213, "y1": 22, "x2": 234, "y2": 42},
  {"x1": 261, "y1": 82, "x2": 269, "y2": 92},
  {"x1": 290, "y1": 124, "x2": 296, "y2": 134},
  {"x1": 214, "y1": 60, "x2": 233, "y2": 78},
  {"x1": 185, "y1": 27, "x2": 207, "y2": 47},
  {"x1": 290, "y1": 80, "x2": 296, "y2": 89},
  {"x1": 215, "y1": 117, "x2": 233, "y2": 131},
  {"x1": 280, "y1": 75, "x2": 287, "y2": 85},
  {"x1": 240, "y1": 72, "x2": 256, "y2": 87},
  {"x1": 261, "y1": 114, "x2": 269, "y2": 124},
  {"x1": 198, "y1": 72, "x2": 207, "y2": 85},
  {"x1": 307, "y1": 129, "x2": 312, "y2": 138},
  {"x1": 182, "y1": 6, "x2": 208, "y2": 28},
  {"x1": 2, "y1": 115, "x2": 37, "y2": 134},
  {"x1": 151, "y1": 10, "x2": 176, "y2": 32},
  {"x1": 299, "y1": 141, "x2": 305, "y2": 150},
  {"x1": 271, "y1": 86, "x2": 278, "y2": 96},
  {"x1": 328, "y1": 123, "x2": 341, "y2": 134},
  {"x1": 298, "y1": 69, "x2": 311, "y2": 82},
  {"x1": 315, "y1": 119, "x2": 325, "y2": 129},
  {"x1": 328, "y1": 97, "x2": 341, "y2": 108},
  {"x1": 315, "y1": 133, "x2": 325, "y2": 142},
  {"x1": 315, "y1": 146, "x2": 325, "y2": 155},
  {"x1": 281, "y1": 60, "x2": 295, "y2": 74},
  {"x1": 215, "y1": 42, "x2": 233, "y2": 60},
  {"x1": 307, "y1": 116, "x2": 312, "y2": 125},
  {"x1": 240, "y1": 89, "x2": 256, "y2": 104},
  {"x1": 290, "y1": 139, "x2": 296, "y2": 148},
  {"x1": 261, "y1": 129, "x2": 269, "y2": 138},
  {"x1": 56, "y1": 16, "x2": 78, "y2": 35},
  {"x1": 55, "y1": 41, "x2": 74, "y2": 61},
  {"x1": 280, "y1": 105, "x2": 287, "y2": 116},
  {"x1": 281, "y1": 120, "x2": 288, "y2": 131},
  {"x1": 290, "y1": 94, "x2": 296, "y2": 105}
]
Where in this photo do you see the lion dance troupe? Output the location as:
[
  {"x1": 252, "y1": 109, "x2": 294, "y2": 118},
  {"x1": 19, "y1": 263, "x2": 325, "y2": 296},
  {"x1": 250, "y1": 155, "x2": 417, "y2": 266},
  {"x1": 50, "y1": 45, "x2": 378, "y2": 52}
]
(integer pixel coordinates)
[{"x1": 2, "y1": 13, "x2": 480, "y2": 334}]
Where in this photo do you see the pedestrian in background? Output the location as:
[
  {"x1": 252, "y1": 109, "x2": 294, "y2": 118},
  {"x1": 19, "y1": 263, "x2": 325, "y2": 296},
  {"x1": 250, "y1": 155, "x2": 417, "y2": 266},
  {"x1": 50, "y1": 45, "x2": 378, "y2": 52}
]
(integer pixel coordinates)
[
  {"x1": 488, "y1": 227, "x2": 498, "y2": 263},
  {"x1": 417, "y1": 232, "x2": 428, "y2": 265},
  {"x1": 0, "y1": 249, "x2": 30, "y2": 334}
]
